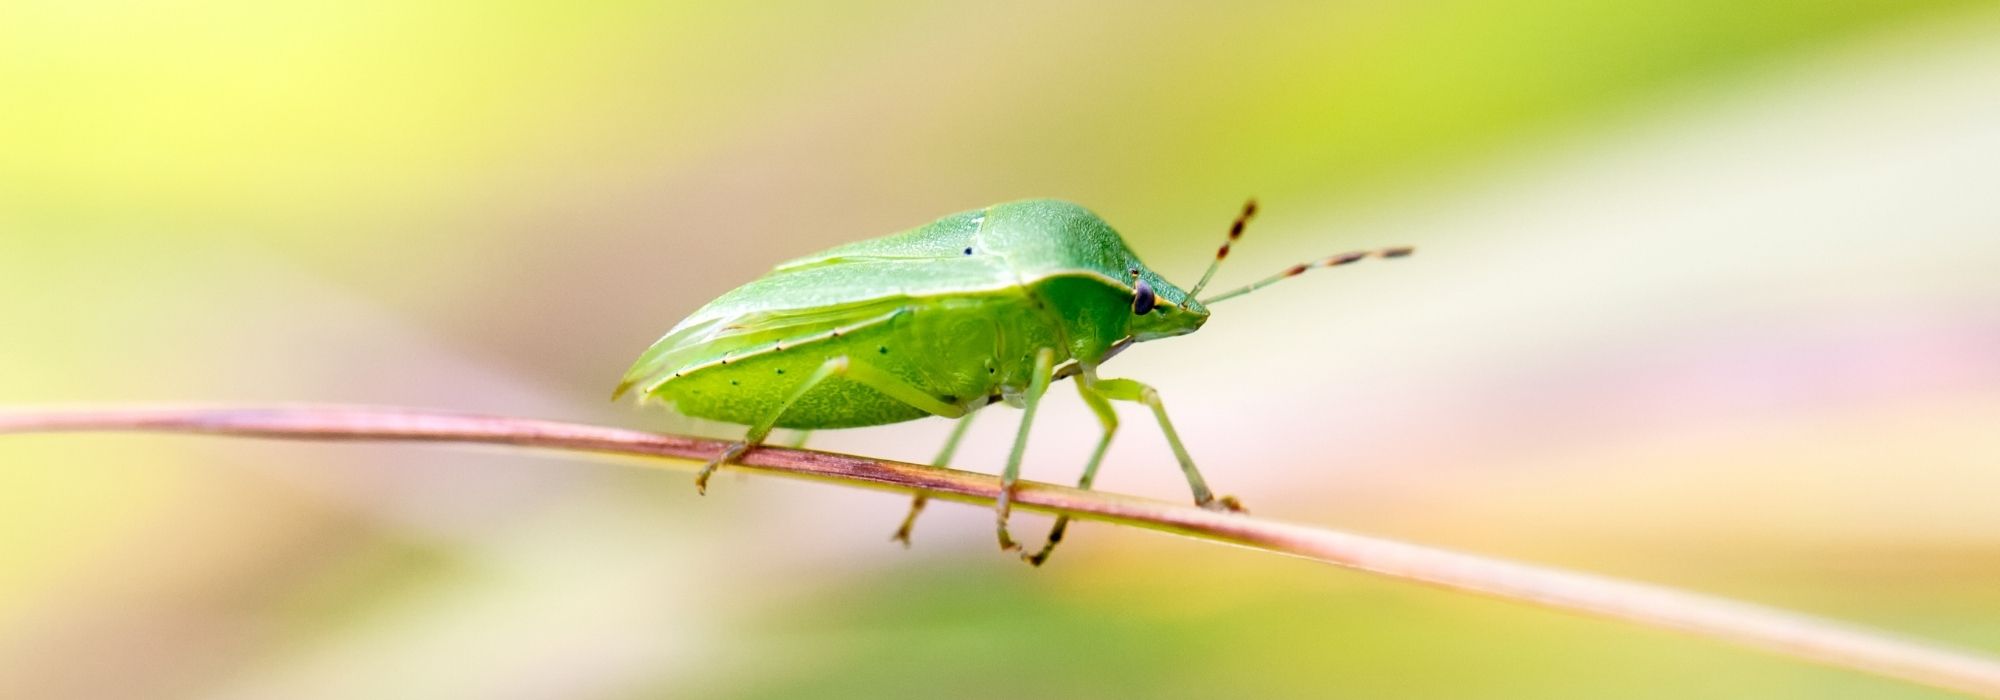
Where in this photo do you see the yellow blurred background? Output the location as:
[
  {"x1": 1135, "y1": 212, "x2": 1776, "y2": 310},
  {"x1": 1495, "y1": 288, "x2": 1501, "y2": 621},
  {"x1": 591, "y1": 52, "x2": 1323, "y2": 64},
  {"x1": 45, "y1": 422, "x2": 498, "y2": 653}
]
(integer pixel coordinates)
[{"x1": 4, "y1": 1, "x2": 1999, "y2": 697}]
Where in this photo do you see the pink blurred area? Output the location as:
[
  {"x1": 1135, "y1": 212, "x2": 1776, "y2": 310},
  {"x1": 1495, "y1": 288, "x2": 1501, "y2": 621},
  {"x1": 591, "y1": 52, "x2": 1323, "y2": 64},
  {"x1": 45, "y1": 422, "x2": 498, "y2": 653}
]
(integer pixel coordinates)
[{"x1": 3, "y1": 3, "x2": 1998, "y2": 698}]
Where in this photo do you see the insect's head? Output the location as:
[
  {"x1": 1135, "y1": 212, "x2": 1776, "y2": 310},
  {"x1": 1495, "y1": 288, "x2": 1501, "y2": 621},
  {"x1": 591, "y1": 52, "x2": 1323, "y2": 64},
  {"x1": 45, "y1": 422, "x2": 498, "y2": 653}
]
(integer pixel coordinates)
[{"x1": 1125, "y1": 266, "x2": 1209, "y2": 342}]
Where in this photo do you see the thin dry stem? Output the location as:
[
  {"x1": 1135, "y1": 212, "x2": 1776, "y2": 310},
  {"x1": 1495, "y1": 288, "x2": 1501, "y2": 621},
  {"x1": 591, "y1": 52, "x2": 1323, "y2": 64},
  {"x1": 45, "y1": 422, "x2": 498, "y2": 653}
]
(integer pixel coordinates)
[{"x1": 4, "y1": 404, "x2": 1999, "y2": 698}]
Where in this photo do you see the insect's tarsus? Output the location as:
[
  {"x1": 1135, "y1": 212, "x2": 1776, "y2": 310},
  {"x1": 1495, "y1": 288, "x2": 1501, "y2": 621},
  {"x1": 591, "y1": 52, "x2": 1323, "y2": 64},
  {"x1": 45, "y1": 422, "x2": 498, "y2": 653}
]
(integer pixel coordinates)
[
  {"x1": 892, "y1": 410, "x2": 981, "y2": 546},
  {"x1": 1198, "y1": 245, "x2": 1414, "y2": 305}
]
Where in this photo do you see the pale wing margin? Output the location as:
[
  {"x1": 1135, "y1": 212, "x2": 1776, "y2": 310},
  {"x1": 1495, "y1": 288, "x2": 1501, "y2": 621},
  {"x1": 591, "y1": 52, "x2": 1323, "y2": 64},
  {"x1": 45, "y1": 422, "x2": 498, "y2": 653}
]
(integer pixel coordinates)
[
  {"x1": 666, "y1": 253, "x2": 1017, "y2": 334},
  {"x1": 613, "y1": 295, "x2": 913, "y2": 400}
]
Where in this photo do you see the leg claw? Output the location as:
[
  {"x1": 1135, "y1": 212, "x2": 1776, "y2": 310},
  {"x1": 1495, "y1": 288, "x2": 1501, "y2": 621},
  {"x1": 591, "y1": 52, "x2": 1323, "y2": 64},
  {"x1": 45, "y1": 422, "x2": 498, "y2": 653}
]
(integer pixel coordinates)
[
  {"x1": 889, "y1": 494, "x2": 927, "y2": 549},
  {"x1": 1200, "y1": 495, "x2": 1247, "y2": 514},
  {"x1": 694, "y1": 442, "x2": 747, "y2": 496},
  {"x1": 1022, "y1": 517, "x2": 1069, "y2": 567},
  {"x1": 693, "y1": 465, "x2": 715, "y2": 496}
]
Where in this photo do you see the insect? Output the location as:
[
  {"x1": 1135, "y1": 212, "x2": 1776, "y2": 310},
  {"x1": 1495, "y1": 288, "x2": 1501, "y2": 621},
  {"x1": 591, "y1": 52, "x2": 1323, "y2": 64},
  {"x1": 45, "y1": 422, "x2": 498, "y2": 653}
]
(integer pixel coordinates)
[{"x1": 615, "y1": 199, "x2": 1411, "y2": 564}]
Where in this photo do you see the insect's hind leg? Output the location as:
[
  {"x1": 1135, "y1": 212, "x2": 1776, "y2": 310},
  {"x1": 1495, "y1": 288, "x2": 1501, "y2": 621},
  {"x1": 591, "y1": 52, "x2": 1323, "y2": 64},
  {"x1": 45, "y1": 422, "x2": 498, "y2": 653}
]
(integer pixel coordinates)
[
  {"x1": 891, "y1": 410, "x2": 979, "y2": 547},
  {"x1": 694, "y1": 356, "x2": 967, "y2": 494},
  {"x1": 1025, "y1": 379, "x2": 1119, "y2": 566},
  {"x1": 1089, "y1": 376, "x2": 1245, "y2": 513}
]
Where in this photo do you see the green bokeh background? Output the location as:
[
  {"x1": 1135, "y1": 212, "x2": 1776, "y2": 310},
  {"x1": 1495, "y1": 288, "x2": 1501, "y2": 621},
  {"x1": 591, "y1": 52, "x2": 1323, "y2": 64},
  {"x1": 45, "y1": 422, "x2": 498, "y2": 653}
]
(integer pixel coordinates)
[{"x1": 5, "y1": 2, "x2": 1999, "y2": 697}]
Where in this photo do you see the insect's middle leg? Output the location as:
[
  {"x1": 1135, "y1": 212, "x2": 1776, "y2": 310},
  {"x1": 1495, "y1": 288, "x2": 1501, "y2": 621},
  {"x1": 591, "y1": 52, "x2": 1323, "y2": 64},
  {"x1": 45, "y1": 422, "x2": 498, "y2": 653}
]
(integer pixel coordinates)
[
  {"x1": 780, "y1": 430, "x2": 813, "y2": 449},
  {"x1": 1025, "y1": 380, "x2": 1119, "y2": 566},
  {"x1": 695, "y1": 355, "x2": 967, "y2": 494},
  {"x1": 1090, "y1": 377, "x2": 1244, "y2": 513},
  {"x1": 891, "y1": 409, "x2": 979, "y2": 546},
  {"x1": 995, "y1": 347, "x2": 1058, "y2": 552}
]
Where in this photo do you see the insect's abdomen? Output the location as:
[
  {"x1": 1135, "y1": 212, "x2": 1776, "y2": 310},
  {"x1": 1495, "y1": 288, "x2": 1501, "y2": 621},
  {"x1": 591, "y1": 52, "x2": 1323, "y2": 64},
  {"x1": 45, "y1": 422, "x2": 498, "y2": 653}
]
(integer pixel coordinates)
[{"x1": 655, "y1": 295, "x2": 1066, "y2": 429}]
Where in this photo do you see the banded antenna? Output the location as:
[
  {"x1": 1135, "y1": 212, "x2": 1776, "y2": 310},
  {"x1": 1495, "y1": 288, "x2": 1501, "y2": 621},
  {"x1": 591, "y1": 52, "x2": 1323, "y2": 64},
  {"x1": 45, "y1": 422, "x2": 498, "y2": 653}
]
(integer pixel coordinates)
[
  {"x1": 1182, "y1": 199, "x2": 1258, "y2": 301},
  {"x1": 1199, "y1": 246, "x2": 1414, "y2": 305}
]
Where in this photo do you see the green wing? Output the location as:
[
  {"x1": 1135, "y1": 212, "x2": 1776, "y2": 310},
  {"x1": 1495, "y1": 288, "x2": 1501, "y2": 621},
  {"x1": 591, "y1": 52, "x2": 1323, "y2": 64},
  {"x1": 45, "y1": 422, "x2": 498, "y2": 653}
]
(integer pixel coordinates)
[
  {"x1": 771, "y1": 206, "x2": 986, "y2": 273},
  {"x1": 659, "y1": 205, "x2": 1021, "y2": 333},
  {"x1": 616, "y1": 207, "x2": 1019, "y2": 399},
  {"x1": 614, "y1": 293, "x2": 913, "y2": 399}
]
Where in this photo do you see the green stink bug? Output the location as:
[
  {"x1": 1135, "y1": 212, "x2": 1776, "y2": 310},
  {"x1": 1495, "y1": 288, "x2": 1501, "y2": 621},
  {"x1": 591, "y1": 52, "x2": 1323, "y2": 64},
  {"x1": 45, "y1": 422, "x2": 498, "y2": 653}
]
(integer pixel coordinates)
[{"x1": 615, "y1": 199, "x2": 1411, "y2": 564}]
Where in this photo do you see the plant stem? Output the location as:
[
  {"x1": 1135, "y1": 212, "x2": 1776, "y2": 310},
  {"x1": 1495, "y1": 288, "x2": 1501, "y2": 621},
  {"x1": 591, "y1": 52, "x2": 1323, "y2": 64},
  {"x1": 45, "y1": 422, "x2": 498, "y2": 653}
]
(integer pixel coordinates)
[{"x1": 4, "y1": 403, "x2": 1999, "y2": 697}]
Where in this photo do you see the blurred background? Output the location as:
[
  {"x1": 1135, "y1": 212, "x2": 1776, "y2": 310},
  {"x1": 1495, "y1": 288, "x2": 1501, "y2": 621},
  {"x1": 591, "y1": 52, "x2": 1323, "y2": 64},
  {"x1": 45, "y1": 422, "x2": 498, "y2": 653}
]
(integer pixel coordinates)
[{"x1": 4, "y1": 1, "x2": 1999, "y2": 697}]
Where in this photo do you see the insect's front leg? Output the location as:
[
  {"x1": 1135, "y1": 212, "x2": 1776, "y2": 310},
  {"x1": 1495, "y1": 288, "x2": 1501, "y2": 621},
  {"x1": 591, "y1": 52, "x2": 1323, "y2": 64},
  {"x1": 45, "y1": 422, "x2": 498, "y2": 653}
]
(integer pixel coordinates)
[
  {"x1": 1089, "y1": 377, "x2": 1245, "y2": 513},
  {"x1": 995, "y1": 347, "x2": 1057, "y2": 552},
  {"x1": 892, "y1": 409, "x2": 980, "y2": 546},
  {"x1": 1025, "y1": 378, "x2": 1120, "y2": 566}
]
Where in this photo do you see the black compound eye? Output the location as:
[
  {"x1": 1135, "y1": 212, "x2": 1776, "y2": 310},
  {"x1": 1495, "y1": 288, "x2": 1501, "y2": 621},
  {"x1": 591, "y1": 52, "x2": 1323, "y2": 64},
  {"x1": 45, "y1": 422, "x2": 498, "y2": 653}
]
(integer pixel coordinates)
[{"x1": 1132, "y1": 279, "x2": 1157, "y2": 315}]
